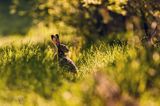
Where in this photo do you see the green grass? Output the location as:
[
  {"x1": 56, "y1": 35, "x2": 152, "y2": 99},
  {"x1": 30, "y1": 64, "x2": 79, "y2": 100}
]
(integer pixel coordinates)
[{"x1": 0, "y1": 39, "x2": 160, "y2": 106}]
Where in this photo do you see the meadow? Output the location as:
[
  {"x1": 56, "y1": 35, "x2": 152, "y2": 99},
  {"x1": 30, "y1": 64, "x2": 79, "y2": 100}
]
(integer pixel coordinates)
[
  {"x1": 0, "y1": 25, "x2": 160, "y2": 106},
  {"x1": 0, "y1": 0, "x2": 160, "y2": 106}
]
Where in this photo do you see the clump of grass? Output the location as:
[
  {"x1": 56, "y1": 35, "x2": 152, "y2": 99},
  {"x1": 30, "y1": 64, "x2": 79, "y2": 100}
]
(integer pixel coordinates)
[
  {"x1": 0, "y1": 40, "x2": 160, "y2": 105},
  {"x1": 0, "y1": 42, "x2": 76, "y2": 98},
  {"x1": 78, "y1": 41, "x2": 160, "y2": 105}
]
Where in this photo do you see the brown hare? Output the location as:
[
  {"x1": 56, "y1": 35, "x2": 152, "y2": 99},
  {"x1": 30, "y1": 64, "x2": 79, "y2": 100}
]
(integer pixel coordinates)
[{"x1": 51, "y1": 34, "x2": 77, "y2": 73}]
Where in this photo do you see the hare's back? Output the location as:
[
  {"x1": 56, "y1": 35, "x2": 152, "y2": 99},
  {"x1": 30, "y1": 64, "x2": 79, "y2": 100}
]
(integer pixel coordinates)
[{"x1": 59, "y1": 57, "x2": 77, "y2": 73}]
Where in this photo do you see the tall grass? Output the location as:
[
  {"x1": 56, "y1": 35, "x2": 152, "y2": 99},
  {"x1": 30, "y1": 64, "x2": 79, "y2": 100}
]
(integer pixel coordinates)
[{"x1": 0, "y1": 40, "x2": 160, "y2": 106}]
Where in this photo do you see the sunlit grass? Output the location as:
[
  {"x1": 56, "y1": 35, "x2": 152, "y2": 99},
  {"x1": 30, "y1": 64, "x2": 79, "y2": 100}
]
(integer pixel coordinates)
[{"x1": 0, "y1": 37, "x2": 160, "y2": 105}]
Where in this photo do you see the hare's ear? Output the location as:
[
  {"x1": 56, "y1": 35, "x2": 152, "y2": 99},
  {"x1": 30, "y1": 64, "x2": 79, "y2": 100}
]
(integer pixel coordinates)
[
  {"x1": 55, "y1": 34, "x2": 59, "y2": 39},
  {"x1": 51, "y1": 34, "x2": 54, "y2": 40}
]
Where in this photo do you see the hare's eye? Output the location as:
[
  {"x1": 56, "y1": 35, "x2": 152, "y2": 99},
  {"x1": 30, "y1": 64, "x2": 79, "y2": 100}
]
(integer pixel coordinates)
[{"x1": 55, "y1": 34, "x2": 59, "y2": 39}]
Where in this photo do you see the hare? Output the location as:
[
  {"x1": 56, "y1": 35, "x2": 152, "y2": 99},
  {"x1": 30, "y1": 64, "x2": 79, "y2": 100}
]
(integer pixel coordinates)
[{"x1": 51, "y1": 34, "x2": 77, "y2": 73}]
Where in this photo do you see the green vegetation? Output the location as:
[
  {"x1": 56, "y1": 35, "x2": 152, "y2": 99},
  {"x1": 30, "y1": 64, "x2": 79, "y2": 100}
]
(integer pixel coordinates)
[
  {"x1": 0, "y1": 39, "x2": 160, "y2": 105},
  {"x1": 0, "y1": 0, "x2": 160, "y2": 106}
]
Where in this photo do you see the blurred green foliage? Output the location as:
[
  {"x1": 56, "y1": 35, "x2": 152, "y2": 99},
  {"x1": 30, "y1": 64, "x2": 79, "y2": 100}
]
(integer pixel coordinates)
[
  {"x1": 1, "y1": 0, "x2": 159, "y2": 40},
  {"x1": 0, "y1": 0, "x2": 160, "y2": 106},
  {"x1": 0, "y1": 41, "x2": 160, "y2": 105}
]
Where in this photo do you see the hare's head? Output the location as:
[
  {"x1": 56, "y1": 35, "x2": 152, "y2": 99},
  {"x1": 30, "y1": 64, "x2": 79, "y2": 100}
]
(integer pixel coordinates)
[{"x1": 51, "y1": 34, "x2": 60, "y2": 45}]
